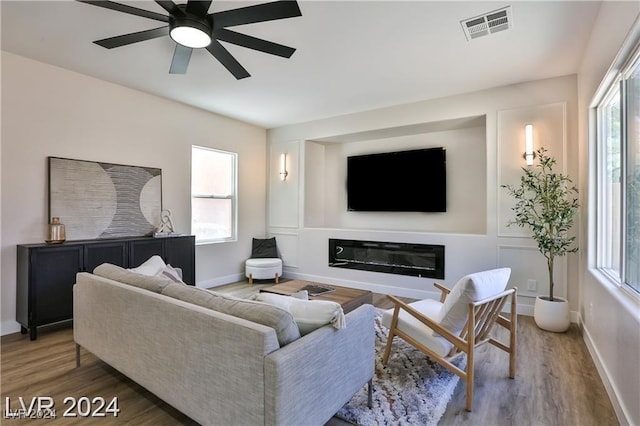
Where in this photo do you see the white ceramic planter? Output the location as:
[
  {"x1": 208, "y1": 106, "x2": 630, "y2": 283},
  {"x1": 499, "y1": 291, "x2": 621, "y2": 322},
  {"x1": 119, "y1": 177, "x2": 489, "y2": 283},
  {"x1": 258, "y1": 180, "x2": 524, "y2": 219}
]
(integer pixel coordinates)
[{"x1": 533, "y1": 296, "x2": 570, "y2": 332}]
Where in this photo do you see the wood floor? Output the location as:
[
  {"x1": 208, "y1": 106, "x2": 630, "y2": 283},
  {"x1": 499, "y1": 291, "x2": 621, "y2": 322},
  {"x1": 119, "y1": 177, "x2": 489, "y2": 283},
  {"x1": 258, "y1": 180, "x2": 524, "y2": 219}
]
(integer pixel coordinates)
[{"x1": 1, "y1": 282, "x2": 617, "y2": 425}]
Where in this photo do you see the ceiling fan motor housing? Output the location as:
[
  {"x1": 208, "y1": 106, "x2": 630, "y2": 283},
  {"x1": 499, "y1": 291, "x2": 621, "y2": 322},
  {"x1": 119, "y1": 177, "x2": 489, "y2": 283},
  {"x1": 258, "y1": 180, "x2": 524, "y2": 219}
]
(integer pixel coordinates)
[{"x1": 169, "y1": 12, "x2": 212, "y2": 48}]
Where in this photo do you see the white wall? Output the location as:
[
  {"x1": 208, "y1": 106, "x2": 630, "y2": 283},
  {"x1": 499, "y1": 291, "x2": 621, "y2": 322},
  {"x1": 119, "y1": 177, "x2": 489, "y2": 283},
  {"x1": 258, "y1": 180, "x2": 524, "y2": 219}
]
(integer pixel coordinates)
[
  {"x1": 308, "y1": 126, "x2": 487, "y2": 234},
  {"x1": 577, "y1": 3, "x2": 640, "y2": 425},
  {"x1": 267, "y1": 75, "x2": 578, "y2": 313},
  {"x1": 1, "y1": 52, "x2": 267, "y2": 334}
]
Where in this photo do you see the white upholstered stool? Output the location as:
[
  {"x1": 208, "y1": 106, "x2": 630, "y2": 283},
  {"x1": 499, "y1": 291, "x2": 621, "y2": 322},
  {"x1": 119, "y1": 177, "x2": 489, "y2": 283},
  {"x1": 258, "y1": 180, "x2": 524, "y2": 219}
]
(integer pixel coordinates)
[{"x1": 245, "y1": 258, "x2": 282, "y2": 284}]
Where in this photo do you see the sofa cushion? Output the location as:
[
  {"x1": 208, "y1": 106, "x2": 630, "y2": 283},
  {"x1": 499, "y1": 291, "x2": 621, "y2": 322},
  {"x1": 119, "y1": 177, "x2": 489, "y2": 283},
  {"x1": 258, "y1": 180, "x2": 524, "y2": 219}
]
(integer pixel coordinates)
[
  {"x1": 93, "y1": 263, "x2": 173, "y2": 293},
  {"x1": 381, "y1": 299, "x2": 453, "y2": 357},
  {"x1": 161, "y1": 284, "x2": 300, "y2": 346},
  {"x1": 129, "y1": 255, "x2": 166, "y2": 276},
  {"x1": 254, "y1": 292, "x2": 346, "y2": 335}
]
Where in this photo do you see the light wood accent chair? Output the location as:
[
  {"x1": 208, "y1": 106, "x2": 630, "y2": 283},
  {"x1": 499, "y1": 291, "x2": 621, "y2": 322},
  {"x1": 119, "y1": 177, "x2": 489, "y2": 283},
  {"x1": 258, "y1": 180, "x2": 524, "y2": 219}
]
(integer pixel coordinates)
[{"x1": 381, "y1": 268, "x2": 517, "y2": 412}]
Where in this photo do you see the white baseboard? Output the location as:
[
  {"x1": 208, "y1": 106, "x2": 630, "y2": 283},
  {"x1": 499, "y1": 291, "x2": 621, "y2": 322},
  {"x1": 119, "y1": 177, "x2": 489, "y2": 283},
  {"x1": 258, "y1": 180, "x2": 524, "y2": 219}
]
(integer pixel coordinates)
[
  {"x1": 2, "y1": 320, "x2": 21, "y2": 336},
  {"x1": 284, "y1": 271, "x2": 584, "y2": 322},
  {"x1": 581, "y1": 315, "x2": 631, "y2": 425},
  {"x1": 514, "y1": 305, "x2": 579, "y2": 323},
  {"x1": 197, "y1": 272, "x2": 245, "y2": 289}
]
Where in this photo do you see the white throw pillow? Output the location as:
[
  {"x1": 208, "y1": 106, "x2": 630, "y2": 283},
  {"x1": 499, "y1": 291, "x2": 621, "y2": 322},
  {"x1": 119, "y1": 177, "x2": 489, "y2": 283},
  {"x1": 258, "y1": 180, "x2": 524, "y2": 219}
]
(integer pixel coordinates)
[
  {"x1": 290, "y1": 290, "x2": 309, "y2": 300},
  {"x1": 129, "y1": 255, "x2": 166, "y2": 276},
  {"x1": 160, "y1": 264, "x2": 184, "y2": 283},
  {"x1": 255, "y1": 292, "x2": 345, "y2": 335}
]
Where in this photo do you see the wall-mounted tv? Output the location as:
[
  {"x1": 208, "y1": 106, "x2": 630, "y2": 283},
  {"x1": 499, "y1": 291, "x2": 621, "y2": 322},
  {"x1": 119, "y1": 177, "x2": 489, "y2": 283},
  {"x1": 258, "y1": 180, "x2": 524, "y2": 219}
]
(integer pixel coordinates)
[{"x1": 347, "y1": 147, "x2": 446, "y2": 212}]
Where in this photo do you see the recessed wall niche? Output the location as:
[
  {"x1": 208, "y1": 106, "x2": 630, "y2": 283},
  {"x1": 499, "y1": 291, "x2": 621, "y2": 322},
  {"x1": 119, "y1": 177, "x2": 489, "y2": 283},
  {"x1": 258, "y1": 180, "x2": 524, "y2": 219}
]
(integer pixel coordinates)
[
  {"x1": 497, "y1": 102, "x2": 566, "y2": 237},
  {"x1": 304, "y1": 116, "x2": 487, "y2": 234}
]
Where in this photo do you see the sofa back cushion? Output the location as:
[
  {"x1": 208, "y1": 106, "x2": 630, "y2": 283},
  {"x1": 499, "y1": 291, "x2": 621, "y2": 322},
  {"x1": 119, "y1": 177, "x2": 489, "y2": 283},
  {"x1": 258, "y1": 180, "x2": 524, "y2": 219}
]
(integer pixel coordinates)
[
  {"x1": 161, "y1": 283, "x2": 300, "y2": 346},
  {"x1": 93, "y1": 263, "x2": 173, "y2": 293}
]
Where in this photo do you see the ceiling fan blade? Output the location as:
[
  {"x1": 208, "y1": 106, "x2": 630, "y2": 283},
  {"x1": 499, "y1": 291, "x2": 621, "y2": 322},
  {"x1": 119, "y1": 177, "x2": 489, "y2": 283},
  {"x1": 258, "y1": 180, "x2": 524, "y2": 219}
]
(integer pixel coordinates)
[
  {"x1": 205, "y1": 40, "x2": 250, "y2": 80},
  {"x1": 169, "y1": 44, "x2": 193, "y2": 74},
  {"x1": 155, "y1": 1, "x2": 183, "y2": 16},
  {"x1": 76, "y1": 1, "x2": 169, "y2": 23},
  {"x1": 211, "y1": 1, "x2": 301, "y2": 29},
  {"x1": 186, "y1": 0, "x2": 212, "y2": 17},
  {"x1": 94, "y1": 26, "x2": 169, "y2": 49},
  {"x1": 215, "y1": 28, "x2": 295, "y2": 58}
]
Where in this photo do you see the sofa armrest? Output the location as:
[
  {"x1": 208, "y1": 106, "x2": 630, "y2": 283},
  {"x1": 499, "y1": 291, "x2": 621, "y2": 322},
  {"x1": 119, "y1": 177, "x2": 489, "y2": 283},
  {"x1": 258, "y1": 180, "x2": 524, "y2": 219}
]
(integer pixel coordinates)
[{"x1": 264, "y1": 304, "x2": 375, "y2": 426}]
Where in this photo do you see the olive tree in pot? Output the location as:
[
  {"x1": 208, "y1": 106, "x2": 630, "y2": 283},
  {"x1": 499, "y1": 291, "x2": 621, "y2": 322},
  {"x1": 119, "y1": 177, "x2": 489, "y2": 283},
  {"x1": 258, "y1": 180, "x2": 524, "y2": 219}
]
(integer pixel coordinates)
[{"x1": 502, "y1": 147, "x2": 579, "y2": 332}]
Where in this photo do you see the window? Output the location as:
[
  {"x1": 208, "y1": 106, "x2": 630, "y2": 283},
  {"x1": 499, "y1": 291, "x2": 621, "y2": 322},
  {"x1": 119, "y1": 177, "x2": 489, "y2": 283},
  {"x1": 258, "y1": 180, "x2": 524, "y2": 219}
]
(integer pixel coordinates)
[
  {"x1": 596, "y1": 47, "x2": 640, "y2": 293},
  {"x1": 191, "y1": 146, "x2": 237, "y2": 243}
]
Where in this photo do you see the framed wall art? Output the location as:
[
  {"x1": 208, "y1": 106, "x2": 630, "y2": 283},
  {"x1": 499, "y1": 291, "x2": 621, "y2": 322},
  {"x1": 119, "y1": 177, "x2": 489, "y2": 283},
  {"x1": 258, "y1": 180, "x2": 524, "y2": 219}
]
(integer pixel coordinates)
[{"x1": 48, "y1": 157, "x2": 162, "y2": 240}]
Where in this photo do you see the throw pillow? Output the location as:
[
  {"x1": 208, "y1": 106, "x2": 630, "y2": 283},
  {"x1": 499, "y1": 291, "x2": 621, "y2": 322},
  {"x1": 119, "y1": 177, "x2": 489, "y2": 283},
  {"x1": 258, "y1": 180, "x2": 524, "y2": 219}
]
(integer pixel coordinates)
[
  {"x1": 254, "y1": 292, "x2": 346, "y2": 335},
  {"x1": 129, "y1": 255, "x2": 166, "y2": 276},
  {"x1": 161, "y1": 284, "x2": 300, "y2": 346},
  {"x1": 160, "y1": 264, "x2": 184, "y2": 283},
  {"x1": 435, "y1": 268, "x2": 511, "y2": 335},
  {"x1": 93, "y1": 263, "x2": 173, "y2": 293},
  {"x1": 251, "y1": 237, "x2": 278, "y2": 258},
  {"x1": 290, "y1": 290, "x2": 309, "y2": 300}
]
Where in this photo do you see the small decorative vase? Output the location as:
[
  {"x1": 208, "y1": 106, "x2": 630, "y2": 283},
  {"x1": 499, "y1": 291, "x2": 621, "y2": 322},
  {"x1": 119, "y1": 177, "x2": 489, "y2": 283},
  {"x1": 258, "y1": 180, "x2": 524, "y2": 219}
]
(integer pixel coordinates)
[
  {"x1": 533, "y1": 296, "x2": 570, "y2": 332},
  {"x1": 46, "y1": 217, "x2": 66, "y2": 244}
]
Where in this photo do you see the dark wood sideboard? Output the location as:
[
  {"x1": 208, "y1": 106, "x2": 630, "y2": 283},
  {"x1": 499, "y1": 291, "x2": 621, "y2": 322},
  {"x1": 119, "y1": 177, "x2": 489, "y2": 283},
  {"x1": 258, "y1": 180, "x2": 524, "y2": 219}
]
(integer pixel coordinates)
[{"x1": 17, "y1": 235, "x2": 195, "y2": 340}]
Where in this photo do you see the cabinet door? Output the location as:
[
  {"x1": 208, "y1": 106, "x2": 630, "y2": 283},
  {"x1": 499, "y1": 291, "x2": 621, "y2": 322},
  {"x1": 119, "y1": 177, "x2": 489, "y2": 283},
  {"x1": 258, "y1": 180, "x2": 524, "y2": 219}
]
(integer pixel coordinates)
[
  {"x1": 129, "y1": 239, "x2": 164, "y2": 268},
  {"x1": 31, "y1": 245, "x2": 82, "y2": 325},
  {"x1": 84, "y1": 241, "x2": 127, "y2": 271},
  {"x1": 164, "y1": 236, "x2": 196, "y2": 285}
]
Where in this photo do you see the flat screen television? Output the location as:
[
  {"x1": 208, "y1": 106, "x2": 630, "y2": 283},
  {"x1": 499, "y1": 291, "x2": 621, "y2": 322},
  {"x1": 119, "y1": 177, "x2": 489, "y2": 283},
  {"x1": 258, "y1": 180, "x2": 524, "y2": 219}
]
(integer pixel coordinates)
[{"x1": 347, "y1": 147, "x2": 446, "y2": 212}]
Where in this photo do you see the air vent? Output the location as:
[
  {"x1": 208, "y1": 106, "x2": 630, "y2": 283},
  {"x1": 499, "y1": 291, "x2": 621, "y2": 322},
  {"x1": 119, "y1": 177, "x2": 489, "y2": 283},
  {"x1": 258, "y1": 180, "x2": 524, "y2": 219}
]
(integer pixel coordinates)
[{"x1": 461, "y1": 6, "x2": 512, "y2": 41}]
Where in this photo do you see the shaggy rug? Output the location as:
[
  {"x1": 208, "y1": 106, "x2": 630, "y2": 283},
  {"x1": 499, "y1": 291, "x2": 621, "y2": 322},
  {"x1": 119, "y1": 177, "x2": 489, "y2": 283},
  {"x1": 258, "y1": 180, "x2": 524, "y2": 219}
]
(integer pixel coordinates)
[{"x1": 336, "y1": 310, "x2": 465, "y2": 426}]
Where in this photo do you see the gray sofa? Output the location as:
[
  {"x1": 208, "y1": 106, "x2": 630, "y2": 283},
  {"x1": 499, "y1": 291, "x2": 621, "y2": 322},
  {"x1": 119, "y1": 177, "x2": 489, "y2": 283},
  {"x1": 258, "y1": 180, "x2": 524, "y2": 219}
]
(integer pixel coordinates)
[{"x1": 73, "y1": 271, "x2": 375, "y2": 426}]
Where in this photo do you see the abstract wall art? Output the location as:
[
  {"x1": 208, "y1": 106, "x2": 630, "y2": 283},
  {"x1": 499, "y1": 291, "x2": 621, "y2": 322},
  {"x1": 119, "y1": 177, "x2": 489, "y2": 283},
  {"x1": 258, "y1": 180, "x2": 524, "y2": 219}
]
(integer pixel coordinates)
[{"x1": 48, "y1": 157, "x2": 162, "y2": 240}]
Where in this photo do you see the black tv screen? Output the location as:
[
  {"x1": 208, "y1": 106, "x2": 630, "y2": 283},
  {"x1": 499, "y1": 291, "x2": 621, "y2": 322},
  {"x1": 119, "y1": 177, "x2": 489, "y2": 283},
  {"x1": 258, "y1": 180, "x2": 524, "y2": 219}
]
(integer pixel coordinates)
[{"x1": 347, "y1": 147, "x2": 446, "y2": 212}]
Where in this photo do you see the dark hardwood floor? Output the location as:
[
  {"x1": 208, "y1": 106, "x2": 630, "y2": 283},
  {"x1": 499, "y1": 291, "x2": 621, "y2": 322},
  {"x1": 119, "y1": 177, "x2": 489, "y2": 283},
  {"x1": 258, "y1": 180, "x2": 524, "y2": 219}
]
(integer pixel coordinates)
[{"x1": 1, "y1": 282, "x2": 617, "y2": 425}]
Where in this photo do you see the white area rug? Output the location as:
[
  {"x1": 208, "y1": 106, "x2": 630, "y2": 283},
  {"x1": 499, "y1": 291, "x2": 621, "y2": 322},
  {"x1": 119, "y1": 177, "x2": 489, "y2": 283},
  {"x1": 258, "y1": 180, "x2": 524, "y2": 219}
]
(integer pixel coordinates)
[{"x1": 336, "y1": 310, "x2": 465, "y2": 426}]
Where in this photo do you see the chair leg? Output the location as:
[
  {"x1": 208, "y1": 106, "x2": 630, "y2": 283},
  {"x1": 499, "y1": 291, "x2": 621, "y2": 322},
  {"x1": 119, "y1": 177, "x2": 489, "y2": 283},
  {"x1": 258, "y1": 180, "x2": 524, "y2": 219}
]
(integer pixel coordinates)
[
  {"x1": 509, "y1": 290, "x2": 517, "y2": 379},
  {"x1": 382, "y1": 331, "x2": 395, "y2": 365},
  {"x1": 248, "y1": 274, "x2": 253, "y2": 285},
  {"x1": 367, "y1": 379, "x2": 373, "y2": 408},
  {"x1": 466, "y1": 363, "x2": 474, "y2": 411},
  {"x1": 466, "y1": 303, "x2": 475, "y2": 412},
  {"x1": 275, "y1": 273, "x2": 279, "y2": 284},
  {"x1": 383, "y1": 305, "x2": 401, "y2": 365}
]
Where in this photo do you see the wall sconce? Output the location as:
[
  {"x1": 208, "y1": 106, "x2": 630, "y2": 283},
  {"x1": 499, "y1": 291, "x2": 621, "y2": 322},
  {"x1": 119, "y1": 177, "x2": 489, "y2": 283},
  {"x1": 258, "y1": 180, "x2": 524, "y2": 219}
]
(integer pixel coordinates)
[
  {"x1": 279, "y1": 153, "x2": 288, "y2": 181},
  {"x1": 523, "y1": 123, "x2": 536, "y2": 166}
]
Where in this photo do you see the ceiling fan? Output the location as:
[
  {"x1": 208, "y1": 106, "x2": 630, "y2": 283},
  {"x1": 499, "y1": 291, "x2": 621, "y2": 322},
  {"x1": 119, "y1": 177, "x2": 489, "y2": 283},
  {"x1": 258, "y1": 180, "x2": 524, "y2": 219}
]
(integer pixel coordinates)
[{"x1": 77, "y1": 0, "x2": 302, "y2": 79}]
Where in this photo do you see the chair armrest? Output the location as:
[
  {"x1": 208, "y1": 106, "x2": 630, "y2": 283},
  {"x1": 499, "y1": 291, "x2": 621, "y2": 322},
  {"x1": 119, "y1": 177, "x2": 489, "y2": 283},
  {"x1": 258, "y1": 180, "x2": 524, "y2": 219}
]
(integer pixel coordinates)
[
  {"x1": 386, "y1": 295, "x2": 466, "y2": 352},
  {"x1": 433, "y1": 282, "x2": 451, "y2": 302}
]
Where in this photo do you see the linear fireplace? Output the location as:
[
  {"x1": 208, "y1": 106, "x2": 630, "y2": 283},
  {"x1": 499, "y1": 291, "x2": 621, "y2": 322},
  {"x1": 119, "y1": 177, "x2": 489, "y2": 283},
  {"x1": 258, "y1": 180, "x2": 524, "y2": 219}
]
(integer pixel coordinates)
[{"x1": 329, "y1": 239, "x2": 444, "y2": 279}]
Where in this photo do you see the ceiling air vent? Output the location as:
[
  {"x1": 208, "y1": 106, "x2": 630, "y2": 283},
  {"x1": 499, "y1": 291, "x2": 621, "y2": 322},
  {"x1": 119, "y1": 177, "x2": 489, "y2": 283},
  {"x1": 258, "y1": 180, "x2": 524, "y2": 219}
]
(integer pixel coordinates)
[{"x1": 461, "y1": 6, "x2": 511, "y2": 41}]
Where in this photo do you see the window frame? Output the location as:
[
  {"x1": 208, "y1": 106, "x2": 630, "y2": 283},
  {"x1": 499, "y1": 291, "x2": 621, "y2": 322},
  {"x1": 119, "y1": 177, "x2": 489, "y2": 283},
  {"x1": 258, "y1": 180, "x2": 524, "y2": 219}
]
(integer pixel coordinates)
[
  {"x1": 595, "y1": 80, "x2": 622, "y2": 283},
  {"x1": 593, "y1": 44, "x2": 640, "y2": 296},
  {"x1": 190, "y1": 145, "x2": 238, "y2": 245}
]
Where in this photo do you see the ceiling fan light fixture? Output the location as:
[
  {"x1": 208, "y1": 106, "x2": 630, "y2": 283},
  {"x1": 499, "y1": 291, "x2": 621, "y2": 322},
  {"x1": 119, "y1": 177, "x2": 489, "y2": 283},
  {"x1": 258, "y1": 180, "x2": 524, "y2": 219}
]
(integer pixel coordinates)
[{"x1": 170, "y1": 17, "x2": 211, "y2": 48}]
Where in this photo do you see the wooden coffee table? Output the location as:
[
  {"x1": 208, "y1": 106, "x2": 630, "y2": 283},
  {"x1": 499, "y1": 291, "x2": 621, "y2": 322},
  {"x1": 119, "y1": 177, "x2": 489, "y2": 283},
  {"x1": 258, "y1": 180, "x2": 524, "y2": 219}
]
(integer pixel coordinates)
[{"x1": 260, "y1": 280, "x2": 373, "y2": 314}]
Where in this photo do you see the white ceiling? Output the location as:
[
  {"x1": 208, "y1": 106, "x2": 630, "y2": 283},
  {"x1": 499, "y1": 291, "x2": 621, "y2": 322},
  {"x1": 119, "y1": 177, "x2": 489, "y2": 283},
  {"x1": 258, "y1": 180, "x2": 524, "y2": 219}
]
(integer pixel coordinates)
[{"x1": 1, "y1": 1, "x2": 601, "y2": 128}]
